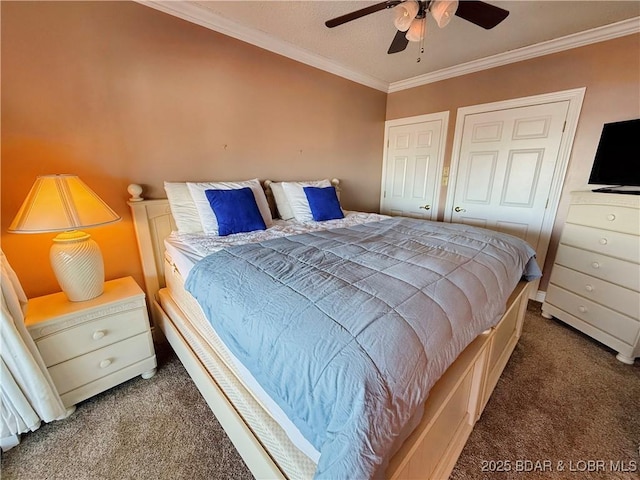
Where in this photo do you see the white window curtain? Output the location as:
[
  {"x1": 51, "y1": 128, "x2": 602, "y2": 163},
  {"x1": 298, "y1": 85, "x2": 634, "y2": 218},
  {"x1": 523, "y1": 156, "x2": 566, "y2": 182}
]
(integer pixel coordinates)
[{"x1": 1, "y1": 250, "x2": 71, "y2": 451}]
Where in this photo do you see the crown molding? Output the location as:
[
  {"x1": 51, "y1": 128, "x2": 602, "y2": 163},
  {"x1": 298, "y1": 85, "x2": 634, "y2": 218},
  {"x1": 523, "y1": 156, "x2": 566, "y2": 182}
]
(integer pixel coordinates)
[
  {"x1": 388, "y1": 17, "x2": 640, "y2": 93},
  {"x1": 136, "y1": 2, "x2": 638, "y2": 95},
  {"x1": 135, "y1": 0, "x2": 389, "y2": 92}
]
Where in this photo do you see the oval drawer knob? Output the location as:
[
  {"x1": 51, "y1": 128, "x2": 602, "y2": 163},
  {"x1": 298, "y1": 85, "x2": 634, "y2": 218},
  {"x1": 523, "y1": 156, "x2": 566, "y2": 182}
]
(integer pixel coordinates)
[
  {"x1": 591, "y1": 262, "x2": 600, "y2": 269},
  {"x1": 92, "y1": 330, "x2": 106, "y2": 340},
  {"x1": 585, "y1": 284, "x2": 594, "y2": 292},
  {"x1": 578, "y1": 306, "x2": 588, "y2": 314},
  {"x1": 99, "y1": 359, "x2": 112, "y2": 369},
  {"x1": 599, "y1": 238, "x2": 608, "y2": 245},
  {"x1": 606, "y1": 214, "x2": 616, "y2": 221}
]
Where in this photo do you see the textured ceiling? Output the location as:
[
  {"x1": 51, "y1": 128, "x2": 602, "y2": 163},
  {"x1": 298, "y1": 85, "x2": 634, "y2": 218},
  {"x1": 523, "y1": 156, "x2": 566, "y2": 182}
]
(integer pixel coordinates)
[{"x1": 145, "y1": 1, "x2": 640, "y2": 89}]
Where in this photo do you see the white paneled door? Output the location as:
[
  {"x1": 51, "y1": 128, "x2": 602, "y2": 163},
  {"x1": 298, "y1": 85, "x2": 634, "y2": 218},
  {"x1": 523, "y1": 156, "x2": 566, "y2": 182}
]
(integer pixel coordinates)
[
  {"x1": 448, "y1": 101, "x2": 570, "y2": 263},
  {"x1": 380, "y1": 113, "x2": 448, "y2": 220}
]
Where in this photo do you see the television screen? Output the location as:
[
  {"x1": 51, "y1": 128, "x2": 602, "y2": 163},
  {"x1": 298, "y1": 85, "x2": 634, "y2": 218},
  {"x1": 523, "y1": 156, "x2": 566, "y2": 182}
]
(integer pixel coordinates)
[{"x1": 588, "y1": 118, "x2": 640, "y2": 192}]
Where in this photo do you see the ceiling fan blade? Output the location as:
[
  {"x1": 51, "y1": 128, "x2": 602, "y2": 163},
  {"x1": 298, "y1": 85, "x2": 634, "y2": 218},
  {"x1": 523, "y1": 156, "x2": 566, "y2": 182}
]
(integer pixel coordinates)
[
  {"x1": 454, "y1": 1, "x2": 509, "y2": 30},
  {"x1": 387, "y1": 29, "x2": 409, "y2": 54},
  {"x1": 325, "y1": 0, "x2": 402, "y2": 28}
]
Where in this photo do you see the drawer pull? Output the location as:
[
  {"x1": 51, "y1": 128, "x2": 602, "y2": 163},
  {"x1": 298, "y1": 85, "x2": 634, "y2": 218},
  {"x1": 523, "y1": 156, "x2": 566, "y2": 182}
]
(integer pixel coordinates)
[
  {"x1": 99, "y1": 359, "x2": 112, "y2": 369},
  {"x1": 578, "y1": 306, "x2": 588, "y2": 314},
  {"x1": 584, "y1": 284, "x2": 594, "y2": 292},
  {"x1": 606, "y1": 214, "x2": 616, "y2": 221},
  {"x1": 591, "y1": 262, "x2": 600, "y2": 269},
  {"x1": 92, "y1": 330, "x2": 106, "y2": 340},
  {"x1": 599, "y1": 238, "x2": 608, "y2": 245}
]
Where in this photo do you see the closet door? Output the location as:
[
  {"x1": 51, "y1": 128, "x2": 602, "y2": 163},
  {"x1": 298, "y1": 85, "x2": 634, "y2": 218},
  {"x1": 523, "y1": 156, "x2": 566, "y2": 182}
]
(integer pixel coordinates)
[
  {"x1": 447, "y1": 101, "x2": 570, "y2": 262},
  {"x1": 380, "y1": 113, "x2": 448, "y2": 220}
]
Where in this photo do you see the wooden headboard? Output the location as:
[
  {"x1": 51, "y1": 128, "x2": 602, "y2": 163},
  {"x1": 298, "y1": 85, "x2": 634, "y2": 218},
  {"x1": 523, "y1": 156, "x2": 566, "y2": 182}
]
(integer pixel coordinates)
[
  {"x1": 127, "y1": 186, "x2": 174, "y2": 322},
  {"x1": 127, "y1": 179, "x2": 340, "y2": 326}
]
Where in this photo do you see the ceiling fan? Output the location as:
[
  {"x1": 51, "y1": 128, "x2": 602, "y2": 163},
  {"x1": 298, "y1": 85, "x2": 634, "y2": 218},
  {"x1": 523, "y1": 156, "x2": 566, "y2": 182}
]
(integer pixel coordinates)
[{"x1": 325, "y1": 1, "x2": 509, "y2": 55}]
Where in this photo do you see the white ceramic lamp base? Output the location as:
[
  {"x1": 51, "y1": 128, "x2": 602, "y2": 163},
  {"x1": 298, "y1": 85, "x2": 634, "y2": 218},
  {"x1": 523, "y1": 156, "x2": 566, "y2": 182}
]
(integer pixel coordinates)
[{"x1": 50, "y1": 231, "x2": 105, "y2": 302}]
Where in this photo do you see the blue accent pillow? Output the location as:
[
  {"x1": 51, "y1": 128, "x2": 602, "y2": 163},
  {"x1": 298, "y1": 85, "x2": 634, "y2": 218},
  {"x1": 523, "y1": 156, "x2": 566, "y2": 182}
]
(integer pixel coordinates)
[
  {"x1": 205, "y1": 187, "x2": 266, "y2": 236},
  {"x1": 303, "y1": 186, "x2": 344, "y2": 221}
]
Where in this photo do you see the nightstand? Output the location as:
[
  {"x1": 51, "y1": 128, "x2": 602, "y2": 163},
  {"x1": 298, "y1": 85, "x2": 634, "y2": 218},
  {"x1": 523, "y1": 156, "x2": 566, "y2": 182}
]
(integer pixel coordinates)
[{"x1": 25, "y1": 276, "x2": 157, "y2": 408}]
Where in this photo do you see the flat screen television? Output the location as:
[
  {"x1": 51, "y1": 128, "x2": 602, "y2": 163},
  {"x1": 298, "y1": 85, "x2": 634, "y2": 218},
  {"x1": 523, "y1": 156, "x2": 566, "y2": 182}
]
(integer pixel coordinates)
[{"x1": 588, "y1": 118, "x2": 640, "y2": 194}]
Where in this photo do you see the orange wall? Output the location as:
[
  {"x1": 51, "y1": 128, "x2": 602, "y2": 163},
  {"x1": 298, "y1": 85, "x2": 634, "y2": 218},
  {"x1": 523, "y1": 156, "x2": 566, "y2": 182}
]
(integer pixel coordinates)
[
  {"x1": 1, "y1": 1, "x2": 387, "y2": 298},
  {"x1": 387, "y1": 34, "x2": 640, "y2": 289}
]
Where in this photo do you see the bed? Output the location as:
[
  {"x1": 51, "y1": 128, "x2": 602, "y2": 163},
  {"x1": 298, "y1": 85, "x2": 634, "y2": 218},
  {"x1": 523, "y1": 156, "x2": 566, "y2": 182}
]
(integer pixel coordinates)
[{"x1": 127, "y1": 178, "x2": 539, "y2": 480}]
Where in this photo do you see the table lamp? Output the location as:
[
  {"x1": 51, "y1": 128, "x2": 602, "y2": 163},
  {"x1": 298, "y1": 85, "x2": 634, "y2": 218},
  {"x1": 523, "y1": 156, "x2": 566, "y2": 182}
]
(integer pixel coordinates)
[{"x1": 8, "y1": 174, "x2": 121, "y2": 302}]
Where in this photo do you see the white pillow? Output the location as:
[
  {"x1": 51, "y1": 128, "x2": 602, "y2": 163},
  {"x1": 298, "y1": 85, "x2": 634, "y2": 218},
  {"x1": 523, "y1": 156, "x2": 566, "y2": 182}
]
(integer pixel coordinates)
[
  {"x1": 186, "y1": 179, "x2": 273, "y2": 234},
  {"x1": 281, "y1": 180, "x2": 331, "y2": 222},
  {"x1": 164, "y1": 182, "x2": 203, "y2": 234},
  {"x1": 270, "y1": 183, "x2": 294, "y2": 220}
]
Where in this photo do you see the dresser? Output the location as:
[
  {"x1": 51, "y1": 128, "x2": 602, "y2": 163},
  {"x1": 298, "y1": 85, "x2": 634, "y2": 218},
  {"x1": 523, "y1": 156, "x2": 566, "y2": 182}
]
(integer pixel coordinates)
[
  {"x1": 542, "y1": 191, "x2": 640, "y2": 364},
  {"x1": 25, "y1": 277, "x2": 157, "y2": 407}
]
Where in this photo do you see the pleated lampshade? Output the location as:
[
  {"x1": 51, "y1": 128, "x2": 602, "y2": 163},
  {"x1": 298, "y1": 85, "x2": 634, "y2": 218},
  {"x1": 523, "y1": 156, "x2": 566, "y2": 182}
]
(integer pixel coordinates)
[{"x1": 9, "y1": 174, "x2": 120, "y2": 233}]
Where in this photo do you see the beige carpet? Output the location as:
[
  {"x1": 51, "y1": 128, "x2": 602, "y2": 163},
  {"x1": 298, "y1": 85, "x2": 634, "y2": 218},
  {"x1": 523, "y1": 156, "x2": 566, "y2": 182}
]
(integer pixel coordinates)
[{"x1": 2, "y1": 301, "x2": 638, "y2": 479}]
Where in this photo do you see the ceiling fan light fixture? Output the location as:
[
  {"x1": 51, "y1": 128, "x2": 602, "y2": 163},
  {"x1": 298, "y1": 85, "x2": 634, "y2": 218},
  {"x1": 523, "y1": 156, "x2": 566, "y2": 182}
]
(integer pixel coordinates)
[
  {"x1": 405, "y1": 17, "x2": 426, "y2": 42},
  {"x1": 393, "y1": 0, "x2": 420, "y2": 32},
  {"x1": 430, "y1": 0, "x2": 459, "y2": 28}
]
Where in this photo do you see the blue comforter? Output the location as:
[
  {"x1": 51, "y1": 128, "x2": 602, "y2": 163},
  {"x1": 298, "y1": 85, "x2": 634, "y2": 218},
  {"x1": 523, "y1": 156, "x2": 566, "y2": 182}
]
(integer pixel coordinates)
[{"x1": 185, "y1": 217, "x2": 541, "y2": 479}]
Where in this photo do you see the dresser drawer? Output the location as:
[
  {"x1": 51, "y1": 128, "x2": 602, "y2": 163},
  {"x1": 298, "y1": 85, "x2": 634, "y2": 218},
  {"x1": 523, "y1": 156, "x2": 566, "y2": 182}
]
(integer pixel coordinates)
[
  {"x1": 548, "y1": 265, "x2": 640, "y2": 319},
  {"x1": 48, "y1": 332, "x2": 154, "y2": 395},
  {"x1": 561, "y1": 223, "x2": 640, "y2": 263},
  {"x1": 35, "y1": 308, "x2": 150, "y2": 367},
  {"x1": 545, "y1": 285, "x2": 639, "y2": 345},
  {"x1": 567, "y1": 203, "x2": 639, "y2": 234},
  {"x1": 554, "y1": 245, "x2": 640, "y2": 292}
]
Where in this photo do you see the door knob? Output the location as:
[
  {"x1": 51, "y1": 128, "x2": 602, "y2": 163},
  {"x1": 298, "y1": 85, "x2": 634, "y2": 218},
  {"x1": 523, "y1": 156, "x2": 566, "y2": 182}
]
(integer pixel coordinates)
[
  {"x1": 419, "y1": 204, "x2": 431, "y2": 211},
  {"x1": 454, "y1": 206, "x2": 466, "y2": 213}
]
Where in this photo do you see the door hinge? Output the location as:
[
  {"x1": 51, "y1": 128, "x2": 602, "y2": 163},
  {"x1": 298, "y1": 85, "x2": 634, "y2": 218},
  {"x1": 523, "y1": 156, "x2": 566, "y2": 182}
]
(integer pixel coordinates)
[
  {"x1": 545, "y1": 198, "x2": 549, "y2": 209},
  {"x1": 562, "y1": 121, "x2": 566, "y2": 133}
]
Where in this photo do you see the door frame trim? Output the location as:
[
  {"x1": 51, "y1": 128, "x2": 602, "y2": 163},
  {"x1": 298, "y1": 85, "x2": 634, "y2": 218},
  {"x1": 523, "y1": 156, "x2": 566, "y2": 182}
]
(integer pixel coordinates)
[
  {"x1": 443, "y1": 87, "x2": 586, "y2": 273},
  {"x1": 380, "y1": 111, "x2": 450, "y2": 218}
]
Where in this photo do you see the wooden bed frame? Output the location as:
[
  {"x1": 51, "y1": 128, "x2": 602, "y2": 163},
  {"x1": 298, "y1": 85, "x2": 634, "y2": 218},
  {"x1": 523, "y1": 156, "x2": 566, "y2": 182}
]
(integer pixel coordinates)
[{"x1": 127, "y1": 183, "x2": 531, "y2": 480}]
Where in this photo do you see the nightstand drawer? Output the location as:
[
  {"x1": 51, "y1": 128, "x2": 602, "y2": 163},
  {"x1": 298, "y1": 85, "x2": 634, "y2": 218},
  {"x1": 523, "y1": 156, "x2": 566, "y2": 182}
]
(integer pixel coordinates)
[
  {"x1": 35, "y1": 308, "x2": 150, "y2": 367},
  {"x1": 48, "y1": 332, "x2": 154, "y2": 395},
  {"x1": 545, "y1": 285, "x2": 639, "y2": 345},
  {"x1": 548, "y1": 265, "x2": 639, "y2": 319}
]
